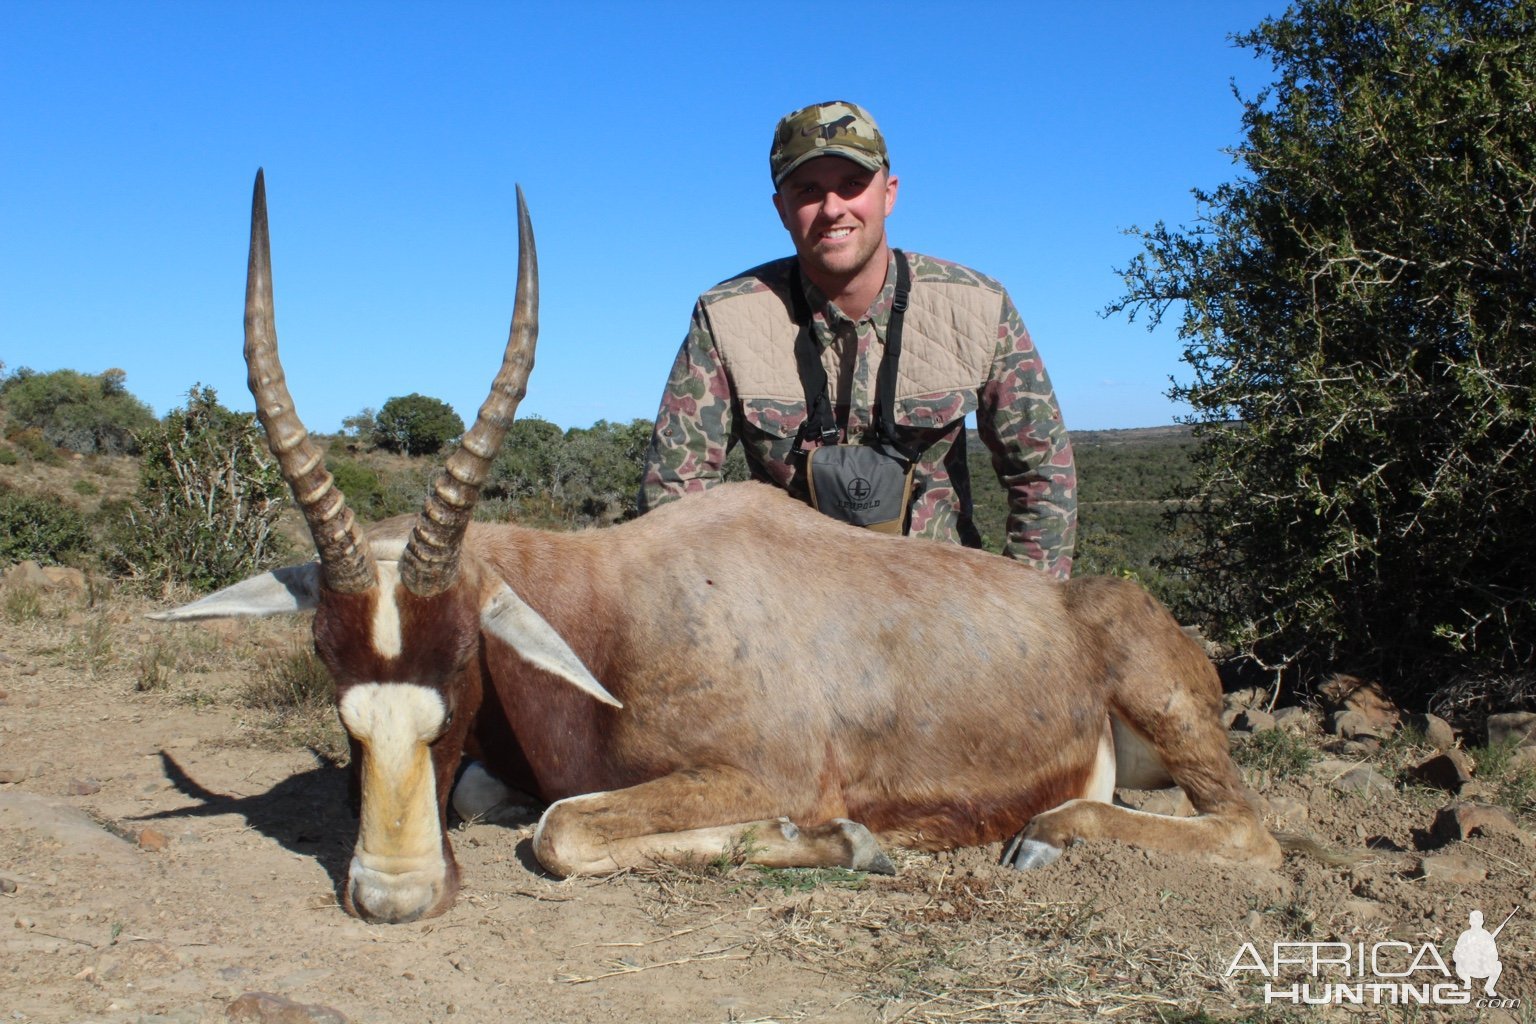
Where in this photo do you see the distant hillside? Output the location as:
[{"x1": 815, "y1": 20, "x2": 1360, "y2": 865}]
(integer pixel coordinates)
[
  {"x1": 1071, "y1": 424, "x2": 1194, "y2": 446},
  {"x1": 966, "y1": 423, "x2": 1198, "y2": 609}
]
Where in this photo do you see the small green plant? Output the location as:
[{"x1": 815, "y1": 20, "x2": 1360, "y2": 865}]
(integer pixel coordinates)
[
  {"x1": 0, "y1": 447, "x2": 16, "y2": 466},
  {"x1": 1232, "y1": 729, "x2": 1318, "y2": 778},
  {"x1": 703, "y1": 826, "x2": 762, "y2": 874},
  {"x1": 136, "y1": 643, "x2": 176, "y2": 692},
  {"x1": 70, "y1": 614, "x2": 114, "y2": 677},
  {"x1": 1469, "y1": 738, "x2": 1536, "y2": 816},
  {"x1": 241, "y1": 643, "x2": 344, "y2": 756},
  {"x1": 1373, "y1": 722, "x2": 1434, "y2": 777},
  {"x1": 1260, "y1": 895, "x2": 1320, "y2": 939},
  {"x1": 750, "y1": 866, "x2": 868, "y2": 894},
  {"x1": 2, "y1": 584, "x2": 44, "y2": 623},
  {"x1": 71, "y1": 478, "x2": 100, "y2": 497},
  {"x1": 244, "y1": 644, "x2": 334, "y2": 715}
]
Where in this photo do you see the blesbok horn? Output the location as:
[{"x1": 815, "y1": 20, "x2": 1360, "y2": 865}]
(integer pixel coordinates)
[
  {"x1": 399, "y1": 186, "x2": 538, "y2": 597},
  {"x1": 244, "y1": 169, "x2": 377, "y2": 594}
]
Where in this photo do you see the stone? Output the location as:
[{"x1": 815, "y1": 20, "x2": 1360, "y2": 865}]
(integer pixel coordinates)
[
  {"x1": 41, "y1": 565, "x2": 87, "y2": 595},
  {"x1": 1457, "y1": 780, "x2": 1492, "y2": 801},
  {"x1": 1415, "y1": 853, "x2": 1487, "y2": 885},
  {"x1": 4, "y1": 561, "x2": 50, "y2": 589},
  {"x1": 1332, "y1": 708, "x2": 1392, "y2": 740},
  {"x1": 138, "y1": 827, "x2": 170, "y2": 852},
  {"x1": 1233, "y1": 709, "x2": 1277, "y2": 733},
  {"x1": 226, "y1": 991, "x2": 350, "y2": 1024},
  {"x1": 1273, "y1": 706, "x2": 1318, "y2": 734},
  {"x1": 1410, "y1": 750, "x2": 1473, "y2": 792},
  {"x1": 1263, "y1": 795, "x2": 1309, "y2": 825},
  {"x1": 3, "y1": 560, "x2": 85, "y2": 595},
  {"x1": 1322, "y1": 736, "x2": 1381, "y2": 756},
  {"x1": 67, "y1": 778, "x2": 103, "y2": 796},
  {"x1": 1486, "y1": 712, "x2": 1536, "y2": 749},
  {"x1": 1432, "y1": 802, "x2": 1526, "y2": 844},
  {"x1": 0, "y1": 766, "x2": 29, "y2": 785},
  {"x1": 1404, "y1": 712, "x2": 1456, "y2": 751},
  {"x1": 1223, "y1": 687, "x2": 1269, "y2": 712},
  {"x1": 1333, "y1": 765, "x2": 1394, "y2": 797}
]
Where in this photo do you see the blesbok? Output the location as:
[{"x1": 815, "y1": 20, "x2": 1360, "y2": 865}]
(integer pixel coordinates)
[{"x1": 153, "y1": 172, "x2": 1281, "y2": 924}]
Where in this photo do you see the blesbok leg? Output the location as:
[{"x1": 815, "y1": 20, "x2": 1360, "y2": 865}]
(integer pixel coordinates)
[
  {"x1": 533, "y1": 768, "x2": 894, "y2": 877},
  {"x1": 1005, "y1": 579, "x2": 1281, "y2": 870}
]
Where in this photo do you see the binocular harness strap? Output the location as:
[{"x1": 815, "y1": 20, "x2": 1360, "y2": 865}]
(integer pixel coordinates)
[{"x1": 790, "y1": 250, "x2": 916, "y2": 463}]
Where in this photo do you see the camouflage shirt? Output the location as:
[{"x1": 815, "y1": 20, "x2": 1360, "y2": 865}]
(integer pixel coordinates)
[{"x1": 639, "y1": 250, "x2": 1077, "y2": 578}]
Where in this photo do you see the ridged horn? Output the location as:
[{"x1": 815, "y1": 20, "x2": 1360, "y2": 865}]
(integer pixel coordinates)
[
  {"x1": 244, "y1": 169, "x2": 377, "y2": 594},
  {"x1": 400, "y1": 186, "x2": 538, "y2": 597}
]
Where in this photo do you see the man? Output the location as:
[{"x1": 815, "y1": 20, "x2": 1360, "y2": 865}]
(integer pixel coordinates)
[{"x1": 639, "y1": 101, "x2": 1076, "y2": 578}]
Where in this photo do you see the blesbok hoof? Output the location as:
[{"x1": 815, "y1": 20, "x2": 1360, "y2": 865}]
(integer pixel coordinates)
[
  {"x1": 1000, "y1": 834, "x2": 1062, "y2": 870},
  {"x1": 833, "y1": 818, "x2": 895, "y2": 875}
]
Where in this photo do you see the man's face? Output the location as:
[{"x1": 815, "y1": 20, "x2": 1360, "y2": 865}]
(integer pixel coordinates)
[{"x1": 773, "y1": 157, "x2": 898, "y2": 289}]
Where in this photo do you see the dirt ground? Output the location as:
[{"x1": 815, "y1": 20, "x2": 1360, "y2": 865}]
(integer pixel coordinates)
[{"x1": 2, "y1": 582, "x2": 1533, "y2": 1024}]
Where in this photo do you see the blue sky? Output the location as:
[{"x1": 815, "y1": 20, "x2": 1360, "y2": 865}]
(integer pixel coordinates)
[{"x1": 3, "y1": 2, "x2": 1281, "y2": 434}]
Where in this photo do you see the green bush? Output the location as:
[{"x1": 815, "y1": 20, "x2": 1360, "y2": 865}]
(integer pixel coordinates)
[
  {"x1": 0, "y1": 485, "x2": 89, "y2": 566},
  {"x1": 373, "y1": 393, "x2": 464, "y2": 456},
  {"x1": 326, "y1": 456, "x2": 425, "y2": 523},
  {"x1": 103, "y1": 386, "x2": 289, "y2": 593},
  {"x1": 483, "y1": 416, "x2": 658, "y2": 526},
  {"x1": 1111, "y1": 0, "x2": 1536, "y2": 700},
  {"x1": 0, "y1": 367, "x2": 156, "y2": 455}
]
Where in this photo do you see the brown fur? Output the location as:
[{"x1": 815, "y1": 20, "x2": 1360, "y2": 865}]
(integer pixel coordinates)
[{"x1": 310, "y1": 480, "x2": 1279, "y2": 904}]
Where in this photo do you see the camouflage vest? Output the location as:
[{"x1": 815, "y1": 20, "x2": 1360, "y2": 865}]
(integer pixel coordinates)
[{"x1": 702, "y1": 254, "x2": 1005, "y2": 470}]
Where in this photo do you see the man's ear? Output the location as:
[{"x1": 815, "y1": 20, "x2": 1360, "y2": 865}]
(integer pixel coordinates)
[
  {"x1": 771, "y1": 189, "x2": 790, "y2": 229},
  {"x1": 884, "y1": 172, "x2": 899, "y2": 216}
]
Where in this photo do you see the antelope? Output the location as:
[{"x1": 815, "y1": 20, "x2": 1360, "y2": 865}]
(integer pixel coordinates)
[{"x1": 153, "y1": 171, "x2": 1282, "y2": 924}]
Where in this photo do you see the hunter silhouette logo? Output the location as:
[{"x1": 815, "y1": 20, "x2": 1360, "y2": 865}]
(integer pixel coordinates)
[
  {"x1": 1454, "y1": 908, "x2": 1514, "y2": 996},
  {"x1": 1226, "y1": 903, "x2": 1521, "y2": 1008},
  {"x1": 801, "y1": 114, "x2": 856, "y2": 141}
]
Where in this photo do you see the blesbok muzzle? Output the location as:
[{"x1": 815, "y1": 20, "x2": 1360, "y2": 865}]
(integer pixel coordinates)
[{"x1": 338, "y1": 683, "x2": 459, "y2": 923}]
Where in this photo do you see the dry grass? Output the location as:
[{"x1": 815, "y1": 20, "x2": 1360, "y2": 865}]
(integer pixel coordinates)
[
  {"x1": 586, "y1": 853, "x2": 1263, "y2": 1023},
  {"x1": 0, "y1": 573, "x2": 346, "y2": 757}
]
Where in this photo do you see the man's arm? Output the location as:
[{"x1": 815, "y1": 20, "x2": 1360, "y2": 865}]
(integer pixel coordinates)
[
  {"x1": 977, "y1": 293, "x2": 1078, "y2": 578},
  {"x1": 638, "y1": 303, "x2": 736, "y2": 513}
]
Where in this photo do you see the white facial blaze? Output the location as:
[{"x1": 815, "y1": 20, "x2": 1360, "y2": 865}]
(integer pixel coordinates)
[
  {"x1": 369, "y1": 561, "x2": 404, "y2": 660},
  {"x1": 338, "y1": 683, "x2": 447, "y2": 919}
]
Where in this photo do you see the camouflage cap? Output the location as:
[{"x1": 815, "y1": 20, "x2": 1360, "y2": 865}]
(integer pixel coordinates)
[{"x1": 769, "y1": 101, "x2": 888, "y2": 187}]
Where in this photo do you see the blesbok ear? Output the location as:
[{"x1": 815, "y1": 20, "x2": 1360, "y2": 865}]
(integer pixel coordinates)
[
  {"x1": 480, "y1": 585, "x2": 623, "y2": 708},
  {"x1": 147, "y1": 564, "x2": 323, "y2": 621}
]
